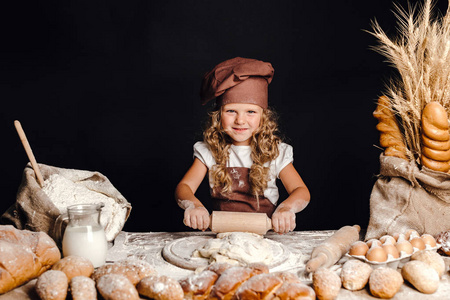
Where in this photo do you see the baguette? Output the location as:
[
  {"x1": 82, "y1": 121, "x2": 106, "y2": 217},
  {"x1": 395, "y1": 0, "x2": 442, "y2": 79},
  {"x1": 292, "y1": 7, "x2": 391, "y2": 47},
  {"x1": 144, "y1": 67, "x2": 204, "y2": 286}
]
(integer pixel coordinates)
[
  {"x1": 373, "y1": 95, "x2": 408, "y2": 160},
  {"x1": 421, "y1": 101, "x2": 450, "y2": 172}
]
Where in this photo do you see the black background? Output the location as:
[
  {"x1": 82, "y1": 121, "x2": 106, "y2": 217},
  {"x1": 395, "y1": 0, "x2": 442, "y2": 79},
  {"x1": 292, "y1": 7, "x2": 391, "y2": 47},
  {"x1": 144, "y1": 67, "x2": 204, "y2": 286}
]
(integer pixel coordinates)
[{"x1": 2, "y1": 0, "x2": 448, "y2": 233}]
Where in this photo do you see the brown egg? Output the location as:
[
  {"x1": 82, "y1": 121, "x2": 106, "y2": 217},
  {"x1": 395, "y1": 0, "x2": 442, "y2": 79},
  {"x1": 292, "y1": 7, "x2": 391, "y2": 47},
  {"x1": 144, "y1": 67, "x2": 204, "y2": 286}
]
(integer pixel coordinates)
[
  {"x1": 366, "y1": 239, "x2": 382, "y2": 248},
  {"x1": 366, "y1": 246, "x2": 388, "y2": 262},
  {"x1": 421, "y1": 234, "x2": 437, "y2": 248},
  {"x1": 380, "y1": 235, "x2": 396, "y2": 245},
  {"x1": 382, "y1": 243, "x2": 400, "y2": 259},
  {"x1": 410, "y1": 237, "x2": 426, "y2": 250},
  {"x1": 349, "y1": 241, "x2": 369, "y2": 256},
  {"x1": 396, "y1": 240, "x2": 414, "y2": 255},
  {"x1": 405, "y1": 229, "x2": 419, "y2": 241}
]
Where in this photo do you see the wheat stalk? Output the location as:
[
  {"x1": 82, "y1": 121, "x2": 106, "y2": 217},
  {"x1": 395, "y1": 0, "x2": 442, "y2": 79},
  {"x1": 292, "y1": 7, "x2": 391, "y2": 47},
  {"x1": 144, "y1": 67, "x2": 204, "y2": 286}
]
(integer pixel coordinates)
[{"x1": 368, "y1": 0, "x2": 450, "y2": 162}]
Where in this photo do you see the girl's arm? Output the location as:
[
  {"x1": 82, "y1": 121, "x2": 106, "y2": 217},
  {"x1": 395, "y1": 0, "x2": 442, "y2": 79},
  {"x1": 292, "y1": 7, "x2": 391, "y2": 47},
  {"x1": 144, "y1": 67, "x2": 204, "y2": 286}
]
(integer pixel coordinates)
[
  {"x1": 175, "y1": 158, "x2": 210, "y2": 231},
  {"x1": 272, "y1": 163, "x2": 310, "y2": 234}
]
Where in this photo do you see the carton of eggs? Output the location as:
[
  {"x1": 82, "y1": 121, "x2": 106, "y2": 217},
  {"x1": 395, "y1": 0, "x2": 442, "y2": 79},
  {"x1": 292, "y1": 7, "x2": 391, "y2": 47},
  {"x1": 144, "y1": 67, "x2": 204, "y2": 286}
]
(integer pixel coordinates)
[{"x1": 347, "y1": 229, "x2": 439, "y2": 269}]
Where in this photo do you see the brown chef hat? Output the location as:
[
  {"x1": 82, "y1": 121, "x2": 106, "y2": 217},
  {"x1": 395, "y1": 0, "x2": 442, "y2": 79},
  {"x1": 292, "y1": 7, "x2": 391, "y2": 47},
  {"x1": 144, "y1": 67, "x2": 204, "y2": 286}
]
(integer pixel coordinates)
[{"x1": 200, "y1": 57, "x2": 274, "y2": 109}]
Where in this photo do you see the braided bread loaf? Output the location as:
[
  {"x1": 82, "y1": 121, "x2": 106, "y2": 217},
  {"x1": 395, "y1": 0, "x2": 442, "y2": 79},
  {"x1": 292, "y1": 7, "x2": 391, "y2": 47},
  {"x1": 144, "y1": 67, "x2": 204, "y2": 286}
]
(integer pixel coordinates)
[
  {"x1": 373, "y1": 95, "x2": 408, "y2": 160},
  {"x1": 421, "y1": 101, "x2": 450, "y2": 172}
]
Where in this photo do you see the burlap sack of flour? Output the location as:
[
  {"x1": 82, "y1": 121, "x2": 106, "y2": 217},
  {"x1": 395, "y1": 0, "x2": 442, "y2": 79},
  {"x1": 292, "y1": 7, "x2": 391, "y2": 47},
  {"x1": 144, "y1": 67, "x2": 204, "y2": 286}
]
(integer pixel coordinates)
[
  {"x1": 366, "y1": 154, "x2": 450, "y2": 240},
  {"x1": 1, "y1": 163, "x2": 131, "y2": 244}
]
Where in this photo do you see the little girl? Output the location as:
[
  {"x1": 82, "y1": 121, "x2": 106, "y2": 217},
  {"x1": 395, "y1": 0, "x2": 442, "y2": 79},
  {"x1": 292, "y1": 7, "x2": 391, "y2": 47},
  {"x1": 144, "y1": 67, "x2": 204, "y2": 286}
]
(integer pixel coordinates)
[{"x1": 175, "y1": 57, "x2": 310, "y2": 234}]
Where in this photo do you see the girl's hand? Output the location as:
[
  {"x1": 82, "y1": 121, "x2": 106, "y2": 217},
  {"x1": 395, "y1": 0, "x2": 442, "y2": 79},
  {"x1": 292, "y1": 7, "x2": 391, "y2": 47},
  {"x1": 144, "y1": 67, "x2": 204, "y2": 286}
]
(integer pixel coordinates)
[
  {"x1": 184, "y1": 206, "x2": 210, "y2": 231},
  {"x1": 272, "y1": 206, "x2": 296, "y2": 234}
]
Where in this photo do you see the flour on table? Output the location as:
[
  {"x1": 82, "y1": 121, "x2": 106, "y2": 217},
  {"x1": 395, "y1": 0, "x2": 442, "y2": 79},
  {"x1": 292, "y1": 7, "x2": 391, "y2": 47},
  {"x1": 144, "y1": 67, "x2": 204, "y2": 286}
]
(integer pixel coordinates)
[
  {"x1": 192, "y1": 232, "x2": 274, "y2": 266},
  {"x1": 42, "y1": 173, "x2": 126, "y2": 241}
]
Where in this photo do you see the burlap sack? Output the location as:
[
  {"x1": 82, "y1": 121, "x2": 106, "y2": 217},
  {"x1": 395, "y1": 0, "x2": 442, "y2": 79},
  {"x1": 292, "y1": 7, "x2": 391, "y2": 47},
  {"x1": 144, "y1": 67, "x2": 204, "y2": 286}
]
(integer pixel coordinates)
[
  {"x1": 366, "y1": 154, "x2": 450, "y2": 240},
  {"x1": 1, "y1": 163, "x2": 131, "y2": 244}
]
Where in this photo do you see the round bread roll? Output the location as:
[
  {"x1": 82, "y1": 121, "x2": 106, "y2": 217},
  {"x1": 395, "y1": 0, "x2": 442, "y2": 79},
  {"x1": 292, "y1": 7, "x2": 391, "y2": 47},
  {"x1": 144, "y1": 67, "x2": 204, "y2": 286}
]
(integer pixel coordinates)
[
  {"x1": 70, "y1": 276, "x2": 97, "y2": 300},
  {"x1": 369, "y1": 267, "x2": 403, "y2": 299},
  {"x1": 273, "y1": 282, "x2": 315, "y2": 300},
  {"x1": 208, "y1": 266, "x2": 257, "y2": 300},
  {"x1": 91, "y1": 258, "x2": 156, "y2": 285},
  {"x1": 410, "y1": 250, "x2": 446, "y2": 278},
  {"x1": 234, "y1": 273, "x2": 283, "y2": 300},
  {"x1": 137, "y1": 274, "x2": 183, "y2": 300},
  {"x1": 341, "y1": 259, "x2": 372, "y2": 291},
  {"x1": 52, "y1": 255, "x2": 94, "y2": 281},
  {"x1": 401, "y1": 260, "x2": 440, "y2": 294},
  {"x1": 179, "y1": 270, "x2": 218, "y2": 300},
  {"x1": 35, "y1": 270, "x2": 68, "y2": 300},
  {"x1": 312, "y1": 268, "x2": 341, "y2": 300},
  {"x1": 96, "y1": 274, "x2": 139, "y2": 300}
]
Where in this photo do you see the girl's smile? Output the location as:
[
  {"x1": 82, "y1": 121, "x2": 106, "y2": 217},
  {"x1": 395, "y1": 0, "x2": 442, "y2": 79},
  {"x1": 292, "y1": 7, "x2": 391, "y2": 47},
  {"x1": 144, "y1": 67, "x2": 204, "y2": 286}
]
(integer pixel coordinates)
[{"x1": 221, "y1": 103, "x2": 263, "y2": 146}]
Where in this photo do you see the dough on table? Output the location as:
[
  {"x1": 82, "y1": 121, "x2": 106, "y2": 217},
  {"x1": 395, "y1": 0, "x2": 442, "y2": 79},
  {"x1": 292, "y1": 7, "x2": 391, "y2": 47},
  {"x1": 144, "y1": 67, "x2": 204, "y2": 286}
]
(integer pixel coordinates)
[{"x1": 192, "y1": 232, "x2": 274, "y2": 266}]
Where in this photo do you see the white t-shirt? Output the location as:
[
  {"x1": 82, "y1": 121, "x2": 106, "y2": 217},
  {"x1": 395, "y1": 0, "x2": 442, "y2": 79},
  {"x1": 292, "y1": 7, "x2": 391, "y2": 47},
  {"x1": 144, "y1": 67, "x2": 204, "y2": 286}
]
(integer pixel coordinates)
[{"x1": 193, "y1": 141, "x2": 294, "y2": 205}]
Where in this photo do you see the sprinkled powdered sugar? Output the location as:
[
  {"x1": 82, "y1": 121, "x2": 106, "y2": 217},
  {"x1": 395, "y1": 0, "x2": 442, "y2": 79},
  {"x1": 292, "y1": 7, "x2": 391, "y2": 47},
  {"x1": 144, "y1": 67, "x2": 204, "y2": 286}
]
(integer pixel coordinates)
[{"x1": 42, "y1": 173, "x2": 126, "y2": 241}]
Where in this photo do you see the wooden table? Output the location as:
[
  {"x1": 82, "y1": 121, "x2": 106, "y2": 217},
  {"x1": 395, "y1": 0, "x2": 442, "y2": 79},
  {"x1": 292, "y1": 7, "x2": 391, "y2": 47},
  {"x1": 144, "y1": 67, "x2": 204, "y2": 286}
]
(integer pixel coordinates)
[{"x1": 2, "y1": 230, "x2": 450, "y2": 299}]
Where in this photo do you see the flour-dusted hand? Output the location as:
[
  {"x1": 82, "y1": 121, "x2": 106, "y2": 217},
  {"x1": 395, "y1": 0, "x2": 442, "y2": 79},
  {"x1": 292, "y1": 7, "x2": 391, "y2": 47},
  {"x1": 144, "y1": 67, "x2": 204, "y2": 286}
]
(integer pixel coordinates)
[
  {"x1": 184, "y1": 206, "x2": 210, "y2": 231},
  {"x1": 272, "y1": 206, "x2": 296, "y2": 234}
]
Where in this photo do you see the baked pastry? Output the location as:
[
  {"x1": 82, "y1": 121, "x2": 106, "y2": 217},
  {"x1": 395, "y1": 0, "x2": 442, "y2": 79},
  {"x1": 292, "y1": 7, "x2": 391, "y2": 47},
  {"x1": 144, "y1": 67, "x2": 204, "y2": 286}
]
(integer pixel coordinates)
[
  {"x1": 421, "y1": 101, "x2": 450, "y2": 172},
  {"x1": 208, "y1": 266, "x2": 259, "y2": 300},
  {"x1": 179, "y1": 270, "x2": 218, "y2": 300},
  {"x1": 137, "y1": 274, "x2": 183, "y2": 300},
  {"x1": 205, "y1": 263, "x2": 234, "y2": 276},
  {"x1": 52, "y1": 255, "x2": 94, "y2": 281},
  {"x1": 435, "y1": 230, "x2": 450, "y2": 255},
  {"x1": 35, "y1": 270, "x2": 68, "y2": 300},
  {"x1": 340, "y1": 259, "x2": 372, "y2": 291},
  {"x1": 91, "y1": 258, "x2": 156, "y2": 285},
  {"x1": 369, "y1": 267, "x2": 403, "y2": 299},
  {"x1": 96, "y1": 274, "x2": 139, "y2": 300},
  {"x1": 373, "y1": 95, "x2": 408, "y2": 160},
  {"x1": 233, "y1": 273, "x2": 283, "y2": 300},
  {"x1": 401, "y1": 260, "x2": 440, "y2": 294},
  {"x1": 272, "y1": 282, "x2": 316, "y2": 300},
  {"x1": 70, "y1": 276, "x2": 97, "y2": 300},
  {"x1": 312, "y1": 267, "x2": 341, "y2": 300},
  {"x1": 0, "y1": 225, "x2": 61, "y2": 294}
]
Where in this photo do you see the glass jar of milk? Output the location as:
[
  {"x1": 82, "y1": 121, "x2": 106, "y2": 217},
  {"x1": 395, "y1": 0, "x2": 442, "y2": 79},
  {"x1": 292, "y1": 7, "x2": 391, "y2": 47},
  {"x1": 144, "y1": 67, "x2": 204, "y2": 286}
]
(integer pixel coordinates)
[{"x1": 61, "y1": 203, "x2": 108, "y2": 268}]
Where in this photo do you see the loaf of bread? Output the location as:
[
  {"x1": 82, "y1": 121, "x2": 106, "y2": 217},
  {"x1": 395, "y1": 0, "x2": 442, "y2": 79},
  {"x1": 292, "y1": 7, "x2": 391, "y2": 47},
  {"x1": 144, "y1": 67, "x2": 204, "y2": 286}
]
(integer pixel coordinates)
[
  {"x1": 207, "y1": 266, "x2": 263, "y2": 300},
  {"x1": 35, "y1": 270, "x2": 68, "y2": 300},
  {"x1": 91, "y1": 258, "x2": 156, "y2": 285},
  {"x1": 96, "y1": 274, "x2": 139, "y2": 300},
  {"x1": 369, "y1": 267, "x2": 403, "y2": 299},
  {"x1": 340, "y1": 259, "x2": 372, "y2": 291},
  {"x1": 70, "y1": 276, "x2": 97, "y2": 300},
  {"x1": 401, "y1": 260, "x2": 440, "y2": 294},
  {"x1": 436, "y1": 230, "x2": 450, "y2": 255},
  {"x1": 137, "y1": 274, "x2": 184, "y2": 300},
  {"x1": 52, "y1": 255, "x2": 94, "y2": 281},
  {"x1": 410, "y1": 250, "x2": 446, "y2": 278},
  {"x1": 312, "y1": 267, "x2": 341, "y2": 300},
  {"x1": 179, "y1": 270, "x2": 218, "y2": 300},
  {"x1": 0, "y1": 225, "x2": 61, "y2": 294},
  {"x1": 373, "y1": 95, "x2": 408, "y2": 160},
  {"x1": 233, "y1": 273, "x2": 283, "y2": 299},
  {"x1": 272, "y1": 282, "x2": 316, "y2": 300},
  {"x1": 421, "y1": 101, "x2": 450, "y2": 172}
]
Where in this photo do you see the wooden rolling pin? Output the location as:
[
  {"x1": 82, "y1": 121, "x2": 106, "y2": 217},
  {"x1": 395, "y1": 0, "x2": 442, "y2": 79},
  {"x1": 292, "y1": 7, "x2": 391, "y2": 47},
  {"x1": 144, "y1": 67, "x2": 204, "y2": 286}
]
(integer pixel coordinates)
[
  {"x1": 209, "y1": 211, "x2": 272, "y2": 235},
  {"x1": 305, "y1": 224, "x2": 360, "y2": 273}
]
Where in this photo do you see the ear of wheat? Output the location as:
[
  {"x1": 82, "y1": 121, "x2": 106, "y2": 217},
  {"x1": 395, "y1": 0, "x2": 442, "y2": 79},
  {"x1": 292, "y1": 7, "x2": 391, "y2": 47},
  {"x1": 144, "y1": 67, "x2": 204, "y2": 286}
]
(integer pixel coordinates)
[{"x1": 369, "y1": 0, "x2": 450, "y2": 163}]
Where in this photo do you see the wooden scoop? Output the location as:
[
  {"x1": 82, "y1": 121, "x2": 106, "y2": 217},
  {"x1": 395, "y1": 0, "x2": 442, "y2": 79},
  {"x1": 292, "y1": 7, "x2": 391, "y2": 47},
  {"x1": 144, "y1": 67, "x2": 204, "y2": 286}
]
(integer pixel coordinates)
[
  {"x1": 209, "y1": 211, "x2": 272, "y2": 235},
  {"x1": 14, "y1": 120, "x2": 45, "y2": 187}
]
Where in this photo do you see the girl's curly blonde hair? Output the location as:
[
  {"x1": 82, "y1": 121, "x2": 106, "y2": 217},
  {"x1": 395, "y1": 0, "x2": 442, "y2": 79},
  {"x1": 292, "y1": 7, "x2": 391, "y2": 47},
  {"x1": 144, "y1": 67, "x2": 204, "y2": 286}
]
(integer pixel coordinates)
[{"x1": 203, "y1": 106, "x2": 282, "y2": 203}]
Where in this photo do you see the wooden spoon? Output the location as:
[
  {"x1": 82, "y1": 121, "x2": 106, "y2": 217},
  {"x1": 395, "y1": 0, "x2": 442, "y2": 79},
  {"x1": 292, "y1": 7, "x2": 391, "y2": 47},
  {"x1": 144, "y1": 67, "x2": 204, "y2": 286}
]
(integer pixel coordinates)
[{"x1": 14, "y1": 120, "x2": 45, "y2": 187}]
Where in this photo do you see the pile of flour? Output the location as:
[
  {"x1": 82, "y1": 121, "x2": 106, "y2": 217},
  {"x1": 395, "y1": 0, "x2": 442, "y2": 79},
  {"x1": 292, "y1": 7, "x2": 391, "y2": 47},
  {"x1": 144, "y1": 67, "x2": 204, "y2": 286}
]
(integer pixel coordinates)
[
  {"x1": 42, "y1": 173, "x2": 126, "y2": 241},
  {"x1": 192, "y1": 232, "x2": 274, "y2": 266}
]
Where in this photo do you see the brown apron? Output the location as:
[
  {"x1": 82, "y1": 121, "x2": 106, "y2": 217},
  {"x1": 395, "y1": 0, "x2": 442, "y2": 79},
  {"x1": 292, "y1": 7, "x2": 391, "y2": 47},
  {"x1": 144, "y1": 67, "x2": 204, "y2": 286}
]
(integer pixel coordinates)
[{"x1": 211, "y1": 167, "x2": 276, "y2": 217}]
